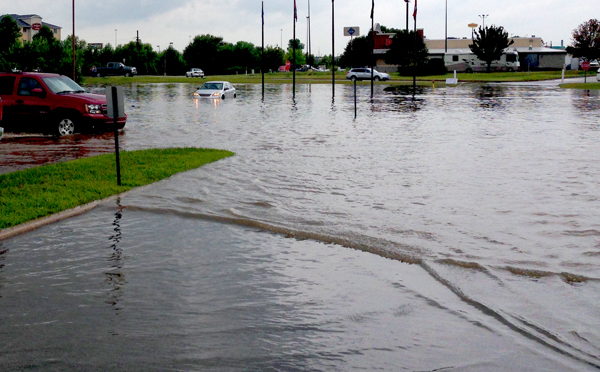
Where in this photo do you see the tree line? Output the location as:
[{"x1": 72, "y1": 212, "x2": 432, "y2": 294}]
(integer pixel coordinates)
[{"x1": 0, "y1": 15, "x2": 314, "y2": 81}]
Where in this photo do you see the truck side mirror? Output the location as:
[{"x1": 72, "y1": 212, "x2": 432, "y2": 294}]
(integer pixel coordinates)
[{"x1": 31, "y1": 88, "x2": 45, "y2": 97}]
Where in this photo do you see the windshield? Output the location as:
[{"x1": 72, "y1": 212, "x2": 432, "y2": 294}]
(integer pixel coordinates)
[
  {"x1": 200, "y1": 83, "x2": 223, "y2": 90},
  {"x1": 42, "y1": 76, "x2": 86, "y2": 94}
]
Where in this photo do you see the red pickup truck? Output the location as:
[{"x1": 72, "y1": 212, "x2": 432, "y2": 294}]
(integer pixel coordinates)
[{"x1": 0, "y1": 71, "x2": 126, "y2": 136}]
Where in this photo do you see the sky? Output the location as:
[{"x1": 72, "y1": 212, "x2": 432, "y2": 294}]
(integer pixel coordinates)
[{"x1": 5, "y1": 0, "x2": 597, "y2": 56}]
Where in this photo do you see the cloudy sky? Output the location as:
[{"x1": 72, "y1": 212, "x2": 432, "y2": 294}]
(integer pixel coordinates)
[{"x1": 5, "y1": 0, "x2": 596, "y2": 54}]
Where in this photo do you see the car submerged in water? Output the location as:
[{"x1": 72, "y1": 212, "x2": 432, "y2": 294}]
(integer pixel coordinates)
[{"x1": 193, "y1": 81, "x2": 236, "y2": 100}]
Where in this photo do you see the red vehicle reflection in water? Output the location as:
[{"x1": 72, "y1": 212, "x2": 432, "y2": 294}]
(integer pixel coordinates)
[{"x1": 0, "y1": 132, "x2": 125, "y2": 174}]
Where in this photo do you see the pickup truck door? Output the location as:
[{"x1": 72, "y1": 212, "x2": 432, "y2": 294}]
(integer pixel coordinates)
[{"x1": 13, "y1": 76, "x2": 52, "y2": 131}]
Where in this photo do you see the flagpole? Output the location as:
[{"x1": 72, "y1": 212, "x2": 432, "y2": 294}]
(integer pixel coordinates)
[
  {"x1": 262, "y1": 1, "x2": 265, "y2": 100},
  {"x1": 370, "y1": 0, "x2": 374, "y2": 99},
  {"x1": 332, "y1": 0, "x2": 335, "y2": 97},
  {"x1": 293, "y1": 0, "x2": 297, "y2": 99},
  {"x1": 413, "y1": 0, "x2": 417, "y2": 94}
]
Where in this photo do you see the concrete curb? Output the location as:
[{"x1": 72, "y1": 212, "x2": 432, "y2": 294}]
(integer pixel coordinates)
[{"x1": 0, "y1": 192, "x2": 128, "y2": 242}]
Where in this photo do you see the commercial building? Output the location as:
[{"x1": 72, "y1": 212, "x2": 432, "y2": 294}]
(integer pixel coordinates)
[
  {"x1": 2, "y1": 14, "x2": 62, "y2": 44},
  {"x1": 371, "y1": 25, "x2": 567, "y2": 71}
]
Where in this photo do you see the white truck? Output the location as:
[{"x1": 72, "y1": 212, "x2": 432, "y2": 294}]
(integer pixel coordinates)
[{"x1": 443, "y1": 50, "x2": 520, "y2": 73}]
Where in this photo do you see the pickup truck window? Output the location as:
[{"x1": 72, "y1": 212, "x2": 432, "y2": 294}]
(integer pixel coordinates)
[
  {"x1": 0, "y1": 76, "x2": 16, "y2": 95},
  {"x1": 17, "y1": 77, "x2": 44, "y2": 96}
]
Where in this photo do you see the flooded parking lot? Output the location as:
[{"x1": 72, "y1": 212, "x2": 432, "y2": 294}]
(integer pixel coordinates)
[{"x1": 1, "y1": 81, "x2": 600, "y2": 370}]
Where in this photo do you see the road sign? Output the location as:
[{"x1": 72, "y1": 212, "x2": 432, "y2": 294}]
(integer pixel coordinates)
[
  {"x1": 344, "y1": 27, "x2": 360, "y2": 37},
  {"x1": 581, "y1": 61, "x2": 591, "y2": 71}
]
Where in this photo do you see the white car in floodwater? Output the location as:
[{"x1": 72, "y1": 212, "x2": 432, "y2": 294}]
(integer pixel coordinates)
[{"x1": 193, "y1": 81, "x2": 236, "y2": 100}]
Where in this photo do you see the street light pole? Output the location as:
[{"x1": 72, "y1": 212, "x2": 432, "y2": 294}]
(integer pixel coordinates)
[
  {"x1": 404, "y1": 0, "x2": 409, "y2": 33},
  {"x1": 115, "y1": 29, "x2": 117, "y2": 47},
  {"x1": 479, "y1": 14, "x2": 488, "y2": 29},
  {"x1": 445, "y1": 0, "x2": 447, "y2": 53},
  {"x1": 280, "y1": 29, "x2": 283, "y2": 49}
]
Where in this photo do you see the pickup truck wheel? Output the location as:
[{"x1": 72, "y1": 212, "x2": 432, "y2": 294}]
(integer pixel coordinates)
[{"x1": 57, "y1": 117, "x2": 76, "y2": 136}]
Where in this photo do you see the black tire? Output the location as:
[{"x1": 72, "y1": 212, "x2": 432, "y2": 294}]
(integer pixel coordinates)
[
  {"x1": 221, "y1": 95, "x2": 225, "y2": 100},
  {"x1": 125, "y1": 72, "x2": 131, "y2": 77},
  {"x1": 465, "y1": 68, "x2": 473, "y2": 73},
  {"x1": 57, "y1": 116, "x2": 76, "y2": 136},
  {"x1": 507, "y1": 68, "x2": 514, "y2": 72},
  {"x1": 233, "y1": 93, "x2": 237, "y2": 98},
  {"x1": 374, "y1": 76, "x2": 381, "y2": 81},
  {"x1": 351, "y1": 76, "x2": 357, "y2": 81}
]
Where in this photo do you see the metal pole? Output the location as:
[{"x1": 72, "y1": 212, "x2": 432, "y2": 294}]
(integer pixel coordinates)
[
  {"x1": 445, "y1": 0, "x2": 447, "y2": 53},
  {"x1": 308, "y1": 0, "x2": 311, "y2": 59},
  {"x1": 371, "y1": 6, "x2": 374, "y2": 99},
  {"x1": 332, "y1": 0, "x2": 335, "y2": 97},
  {"x1": 72, "y1": 0, "x2": 76, "y2": 81},
  {"x1": 262, "y1": 1, "x2": 265, "y2": 100},
  {"x1": 405, "y1": 0, "x2": 409, "y2": 33},
  {"x1": 111, "y1": 87, "x2": 121, "y2": 186},
  {"x1": 413, "y1": 8, "x2": 417, "y2": 93},
  {"x1": 293, "y1": 1, "x2": 296, "y2": 99}
]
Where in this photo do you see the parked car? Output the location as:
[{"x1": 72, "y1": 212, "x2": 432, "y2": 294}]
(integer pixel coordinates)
[
  {"x1": 95, "y1": 62, "x2": 137, "y2": 77},
  {"x1": 346, "y1": 67, "x2": 390, "y2": 81},
  {"x1": 193, "y1": 81, "x2": 236, "y2": 100},
  {"x1": 0, "y1": 71, "x2": 127, "y2": 136},
  {"x1": 186, "y1": 68, "x2": 205, "y2": 78}
]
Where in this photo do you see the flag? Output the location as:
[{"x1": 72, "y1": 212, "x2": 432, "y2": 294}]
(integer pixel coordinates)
[
  {"x1": 370, "y1": 0, "x2": 374, "y2": 19},
  {"x1": 294, "y1": 0, "x2": 298, "y2": 22},
  {"x1": 413, "y1": 0, "x2": 417, "y2": 19}
]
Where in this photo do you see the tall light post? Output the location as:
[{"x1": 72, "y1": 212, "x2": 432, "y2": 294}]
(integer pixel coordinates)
[
  {"x1": 114, "y1": 29, "x2": 117, "y2": 47},
  {"x1": 404, "y1": 0, "x2": 410, "y2": 33},
  {"x1": 306, "y1": 16, "x2": 310, "y2": 61},
  {"x1": 280, "y1": 28, "x2": 283, "y2": 48},
  {"x1": 307, "y1": 0, "x2": 311, "y2": 60},
  {"x1": 445, "y1": 0, "x2": 448, "y2": 53},
  {"x1": 479, "y1": 14, "x2": 488, "y2": 29}
]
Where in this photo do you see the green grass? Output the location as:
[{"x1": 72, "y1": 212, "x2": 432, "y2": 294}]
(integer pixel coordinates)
[
  {"x1": 0, "y1": 148, "x2": 234, "y2": 230},
  {"x1": 82, "y1": 70, "x2": 586, "y2": 86},
  {"x1": 559, "y1": 82, "x2": 600, "y2": 90}
]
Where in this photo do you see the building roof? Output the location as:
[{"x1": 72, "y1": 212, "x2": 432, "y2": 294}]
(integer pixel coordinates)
[{"x1": 1, "y1": 14, "x2": 61, "y2": 29}]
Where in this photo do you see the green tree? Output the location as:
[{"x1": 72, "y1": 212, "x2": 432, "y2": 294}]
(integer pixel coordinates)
[
  {"x1": 338, "y1": 35, "x2": 372, "y2": 69},
  {"x1": 0, "y1": 15, "x2": 22, "y2": 71},
  {"x1": 566, "y1": 19, "x2": 600, "y2": 62},
  {"x1": 116, "y1": 41, "x2": 159, "y2": 75},
  {"x1": 261, "y1": 45, "x2": 285, "y2": 72},
  {"x1": 385, "y1": 29, "x2": 429, "y2": 73},
  {"x1": 230, "y1": 41, "x2": 259, "y2": 73},
  {"x1": 285, "y1": 38, "x2": 305, "y2": 67},
  {"x1": 21, "y1": 25, "x2": 65, "y2": 73},
  {"x1": 469, "y1": 25, "x2": 514, "y2": 72},
  {"x1": 183, "y1": 34, "x2": 226, "y2": 75}
]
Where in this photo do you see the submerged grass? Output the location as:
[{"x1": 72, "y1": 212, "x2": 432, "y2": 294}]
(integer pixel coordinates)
[{"x1": 0, "y1": 148, "x2": 234, "y2": 230}]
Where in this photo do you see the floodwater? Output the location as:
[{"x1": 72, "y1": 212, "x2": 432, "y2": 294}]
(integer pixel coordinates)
[{"x1": 1, "y1": 81, "x2": 600, "y2": 371}]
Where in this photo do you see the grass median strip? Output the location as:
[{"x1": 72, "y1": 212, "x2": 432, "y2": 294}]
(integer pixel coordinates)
[{"x1": 0, "y1": 147, "x2": 234, "y2": 230}]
